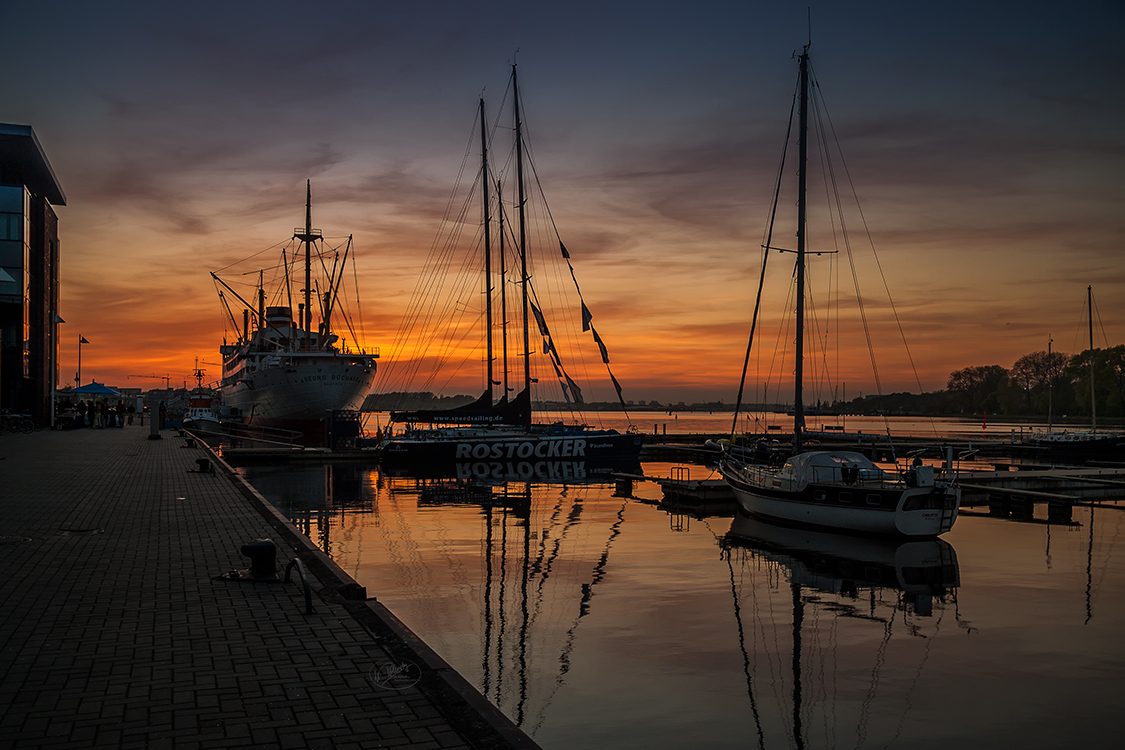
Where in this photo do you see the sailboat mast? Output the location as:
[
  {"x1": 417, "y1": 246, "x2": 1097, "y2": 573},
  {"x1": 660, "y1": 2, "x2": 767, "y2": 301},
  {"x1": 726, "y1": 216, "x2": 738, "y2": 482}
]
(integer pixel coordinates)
[
  {"x1": 481, "y1": 98, "x2": 495, "y2": 402},
  {"x1": 794, "y1": 48, "x2": 809, "y2": 453},
  {"x1": 499, "y1": 178, "x2": 510, "y2": 398},
  {"x1": 513, "y1": 65, "x2": 531, "y2": 397},
  {"x1": 1047, "y1": 336, "x2": 1053, "y2": 432},
  {"x1": 304, "y1": 181, "x2": 312, "y2": 350},
  {"x1": 1089, "y1": 285, "x2": 1096, "y2": 433}
]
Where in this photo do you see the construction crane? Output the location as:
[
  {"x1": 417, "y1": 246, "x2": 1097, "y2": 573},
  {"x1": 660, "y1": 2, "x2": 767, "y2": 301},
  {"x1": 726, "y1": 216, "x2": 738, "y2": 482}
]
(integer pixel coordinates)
[{"x1": 128, "y1": 374, "x2": 173, "y2": 388}]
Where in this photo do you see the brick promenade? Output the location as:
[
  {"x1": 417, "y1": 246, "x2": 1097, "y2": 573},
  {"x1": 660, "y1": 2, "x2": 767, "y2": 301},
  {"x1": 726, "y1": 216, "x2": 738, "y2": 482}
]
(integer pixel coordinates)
[{"x1": 0, "y1": 425, "x2": 537, "y2": 749}]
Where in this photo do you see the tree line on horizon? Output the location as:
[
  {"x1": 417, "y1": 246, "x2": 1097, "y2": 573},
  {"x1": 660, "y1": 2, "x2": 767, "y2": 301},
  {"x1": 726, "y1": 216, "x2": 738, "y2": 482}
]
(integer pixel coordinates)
[
  {"x1": 843, "y1": 345, "x2": 1125, "y2": 418},
  {"x1": 361, "y1": 345, "x2": 1125, "y2": 419}
]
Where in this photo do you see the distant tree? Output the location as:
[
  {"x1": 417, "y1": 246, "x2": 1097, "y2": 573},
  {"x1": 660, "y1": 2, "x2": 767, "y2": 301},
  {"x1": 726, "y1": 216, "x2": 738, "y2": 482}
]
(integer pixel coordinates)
[
  {"x1": 1106, "y1": 346, "x2": 1125, "y2": 417},
  {"x1": 1010, "y1": 350, "x2": 1071, "y2": 413},
  {"x1": 947, "y1": 365, "x2": 1008, "y2": 412},
  {"x1": 1009, "y1": 354, "x2": 1039, "y2": 412},
  {"x1": 1068, "y1": 345, "x2": 1125, "y2": 418}
]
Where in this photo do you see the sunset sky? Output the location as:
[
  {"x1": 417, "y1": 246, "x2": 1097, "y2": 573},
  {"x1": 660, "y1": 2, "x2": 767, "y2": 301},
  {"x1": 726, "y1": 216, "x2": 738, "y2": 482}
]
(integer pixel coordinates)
[{"x1": 2, "y1": 0, "x2": 1122, "y2": 404}]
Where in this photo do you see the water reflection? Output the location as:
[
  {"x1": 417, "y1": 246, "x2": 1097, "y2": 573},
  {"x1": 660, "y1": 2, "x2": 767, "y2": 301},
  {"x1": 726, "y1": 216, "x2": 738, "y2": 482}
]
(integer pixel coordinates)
[
  {"x1": 721, "y1": 513, "x2": 963, "y2": 749},
  {"x1": 381, "y1": 456, "x2": 642, "y2": 482},
  {"x1": 233, "y1": 461, "x2": 1125, "y2": 749}
]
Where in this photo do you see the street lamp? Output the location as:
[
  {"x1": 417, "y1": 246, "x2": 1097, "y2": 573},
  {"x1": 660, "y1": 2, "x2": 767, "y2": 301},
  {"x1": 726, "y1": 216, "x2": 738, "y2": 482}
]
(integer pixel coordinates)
[
  {"x1": 50, "y1": 314, "x2": 65, "y2": 428},
  {"x1": 76, "y1": 334, "x2": 89, "y2": 387}
]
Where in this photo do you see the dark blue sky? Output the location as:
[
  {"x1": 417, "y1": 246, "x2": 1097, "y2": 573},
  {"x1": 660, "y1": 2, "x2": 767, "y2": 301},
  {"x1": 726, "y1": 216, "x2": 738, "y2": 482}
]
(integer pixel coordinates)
[{"x1": 2, "y1": 0, "x2": 1122, "y2": 398}]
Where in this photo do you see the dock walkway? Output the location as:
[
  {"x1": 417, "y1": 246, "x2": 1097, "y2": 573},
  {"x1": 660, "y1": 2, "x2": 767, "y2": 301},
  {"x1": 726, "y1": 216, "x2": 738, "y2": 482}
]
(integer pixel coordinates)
[{"x1": 0, "y1": 425, "x2": 536, "y2": 749}]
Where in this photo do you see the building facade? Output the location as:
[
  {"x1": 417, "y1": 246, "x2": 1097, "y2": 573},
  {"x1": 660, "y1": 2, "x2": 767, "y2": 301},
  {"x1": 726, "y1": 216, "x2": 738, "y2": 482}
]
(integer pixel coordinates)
[{"x1": 0, "y1": 124, "x2": 65, "y2": 422}]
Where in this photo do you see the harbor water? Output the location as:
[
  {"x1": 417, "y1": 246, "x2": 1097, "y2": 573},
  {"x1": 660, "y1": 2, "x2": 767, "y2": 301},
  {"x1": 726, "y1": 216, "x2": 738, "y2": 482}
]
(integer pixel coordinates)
[
  {"x1": 237, "y1": 445, "x2": 1125, "y2": 749},
  {"x1": 366, "y1": 410, "x2": 1113, "y2": 443}
]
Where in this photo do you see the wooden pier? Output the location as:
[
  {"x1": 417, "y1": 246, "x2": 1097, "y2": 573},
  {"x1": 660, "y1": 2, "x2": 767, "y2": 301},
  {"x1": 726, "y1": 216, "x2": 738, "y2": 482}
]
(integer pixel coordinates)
[{"x1": 956, "y1": 466, "x2": 1125, "y2": 523}]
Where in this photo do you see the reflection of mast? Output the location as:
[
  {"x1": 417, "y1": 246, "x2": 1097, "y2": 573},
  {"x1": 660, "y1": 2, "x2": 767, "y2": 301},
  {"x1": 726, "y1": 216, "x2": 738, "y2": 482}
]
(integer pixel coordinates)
[
  {"x1": 724, "y1": 515, "x2": 961, "y2": 746},
  {"x1": 724, "y1": 551, "x2": 765, "y2": 749},
  {"x1": 518, "y1": 483, "x2": 531, "y2": 726},
  {"x1": 482, "y1": 504, "x2": 494, "y2": 696},
  {"x1": 1085, "y1": 504, "x2": 1094, "y2": 624},
  {"x1": 529, "y1": 499, "x2": 628, "y2": 734},
  {"x1": 791, "y1": 580, "x2": 805, "y2": 750}
]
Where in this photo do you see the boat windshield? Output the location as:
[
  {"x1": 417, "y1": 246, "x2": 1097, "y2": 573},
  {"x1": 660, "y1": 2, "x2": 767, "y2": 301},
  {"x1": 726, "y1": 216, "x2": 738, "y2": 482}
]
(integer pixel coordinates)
[{"x1": 788, "y1": 451, "x2": 882, "y2": 487}]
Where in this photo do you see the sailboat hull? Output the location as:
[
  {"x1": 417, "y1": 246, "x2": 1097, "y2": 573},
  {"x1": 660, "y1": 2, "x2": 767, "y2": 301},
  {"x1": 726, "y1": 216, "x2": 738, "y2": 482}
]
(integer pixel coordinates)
[
  {"x1": 721, "y1": 460, "x2": 960, "y2": 537},
  {"x1": 1024, "y1": 431, "x2": 1125, "y2": 461},
  {"x1": 381, "y1": 428, "x2": 644, "y2": 477}
]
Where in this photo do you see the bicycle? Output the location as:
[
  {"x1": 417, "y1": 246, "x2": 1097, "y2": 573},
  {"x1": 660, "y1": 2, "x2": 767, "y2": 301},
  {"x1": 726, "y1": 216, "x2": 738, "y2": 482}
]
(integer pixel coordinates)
[{"x1": 1, "y1": 412, "x2": 35, "y2": 433}]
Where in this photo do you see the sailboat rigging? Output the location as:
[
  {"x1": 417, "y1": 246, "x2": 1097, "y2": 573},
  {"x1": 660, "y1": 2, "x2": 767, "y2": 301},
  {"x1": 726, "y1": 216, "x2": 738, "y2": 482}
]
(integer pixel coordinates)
[
  {"x1": 379, "y1": 65, "x2": 642, "y2": 470},
  {"x1": 1025, "y1": 286, "x2": 1124, "y2": 459},
  {"x1": 716, "y1": 46, "x2": 960, "y2": 537}
]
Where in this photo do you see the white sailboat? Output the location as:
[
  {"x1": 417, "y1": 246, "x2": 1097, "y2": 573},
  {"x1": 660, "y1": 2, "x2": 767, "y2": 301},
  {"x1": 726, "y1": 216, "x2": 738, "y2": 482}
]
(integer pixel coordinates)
[{"x1": 717, "y1": 46, "x2": 960, "y2": 537}]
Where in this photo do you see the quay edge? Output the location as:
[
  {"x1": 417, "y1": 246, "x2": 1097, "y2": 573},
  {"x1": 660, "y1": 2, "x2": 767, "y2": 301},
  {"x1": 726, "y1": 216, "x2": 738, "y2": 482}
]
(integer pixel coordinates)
[{"x1": 199, "y1": 436, "x2": 543, "y2": 750}]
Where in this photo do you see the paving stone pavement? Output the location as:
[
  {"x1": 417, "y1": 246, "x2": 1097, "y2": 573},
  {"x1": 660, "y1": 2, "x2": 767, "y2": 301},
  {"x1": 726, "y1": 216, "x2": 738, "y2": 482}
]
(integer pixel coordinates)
[{"x1": 0, "y1": 425, "x2": 536, "y2": 749}]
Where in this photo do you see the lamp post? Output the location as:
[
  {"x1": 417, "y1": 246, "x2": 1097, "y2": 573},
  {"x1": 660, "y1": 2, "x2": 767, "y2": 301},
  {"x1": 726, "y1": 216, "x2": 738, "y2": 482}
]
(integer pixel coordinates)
[
  {"x1": 50, "y1": 314, "x2": 65, "y2": 428},
  {"x1": 76, "y1": 335, "x2": 89, "y2": 387}
]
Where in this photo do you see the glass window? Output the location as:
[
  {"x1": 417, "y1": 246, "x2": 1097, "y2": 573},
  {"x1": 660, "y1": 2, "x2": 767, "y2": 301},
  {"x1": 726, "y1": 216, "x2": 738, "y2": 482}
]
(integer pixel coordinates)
[
  {"x1": 0, "y1": 185, "x2": 27, "y2": 214},
  {"x1": 0, "y1": 238, "x2": 23, "y2": 266}
]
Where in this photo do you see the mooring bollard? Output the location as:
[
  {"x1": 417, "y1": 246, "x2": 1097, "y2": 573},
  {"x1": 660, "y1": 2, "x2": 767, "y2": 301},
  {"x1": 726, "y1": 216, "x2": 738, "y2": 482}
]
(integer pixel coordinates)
[
  {"x1": 195, "y1": 457, "x2": 211, "y2": 473},
  {"x1": 240, "y1": 539, "x2": 278, "y2": 580}
]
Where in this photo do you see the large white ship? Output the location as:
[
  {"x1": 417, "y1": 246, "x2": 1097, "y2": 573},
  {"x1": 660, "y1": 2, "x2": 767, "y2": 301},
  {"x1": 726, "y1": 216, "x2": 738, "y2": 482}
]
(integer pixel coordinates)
[{"x1": 213, "y1": 183, "x2": 378, "y2": 435}]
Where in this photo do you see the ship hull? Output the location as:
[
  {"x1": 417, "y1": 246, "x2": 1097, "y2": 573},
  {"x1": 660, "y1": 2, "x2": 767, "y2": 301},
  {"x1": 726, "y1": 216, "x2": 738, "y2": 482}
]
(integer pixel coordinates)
[{"x1": 222, "y1": 356, "x2": 376, "y2": 423}]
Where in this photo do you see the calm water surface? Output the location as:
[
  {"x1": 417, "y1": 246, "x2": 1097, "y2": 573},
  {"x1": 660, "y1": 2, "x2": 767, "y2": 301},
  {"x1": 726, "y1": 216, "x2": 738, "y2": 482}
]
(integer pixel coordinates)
[
  {"x1": 239, "y1": 459, "x2": 1125, "y2": 749},
  {"x1": 365, "y1": 411, "x2": 1098, "y2": 442}
]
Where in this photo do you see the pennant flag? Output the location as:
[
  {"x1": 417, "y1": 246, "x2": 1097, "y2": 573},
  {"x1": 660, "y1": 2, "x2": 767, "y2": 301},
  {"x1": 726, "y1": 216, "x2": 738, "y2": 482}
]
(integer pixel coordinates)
[
  {"x1": 592, "y1": 326, "x2": 610, "y2": 364},
  {"x1": 530, "y1": 301, "x2": 551, "y2": 338},
  {"x1": 581, "y1": 302, "x2": 593, "y2": 332},
  {"x1": 560, "y1": 240, "x2": 570, "y2": 259},
  {"x1": 79, "y1": 336, "x2": 90, "y2": 344},
  {"x1": 610, "y1": 372, "x2": 624, "y2": 401},
  {"x1": 565, "y1": 374, "x2": 584, "y2": 405}
]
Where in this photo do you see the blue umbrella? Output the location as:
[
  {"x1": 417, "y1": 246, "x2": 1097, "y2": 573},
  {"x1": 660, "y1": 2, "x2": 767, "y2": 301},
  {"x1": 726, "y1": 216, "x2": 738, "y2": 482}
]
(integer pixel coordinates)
[{"x1": 71, "y1": 381, "x2": 120, "y2": 396}]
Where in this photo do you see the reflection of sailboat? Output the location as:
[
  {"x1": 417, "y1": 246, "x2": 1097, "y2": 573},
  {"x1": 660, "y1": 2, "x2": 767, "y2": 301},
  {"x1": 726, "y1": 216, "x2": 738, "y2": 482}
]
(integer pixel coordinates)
[
  {"x1": 716, "y1": 46, "x2": 959, "y2": 536},
  {"x1": 379, "y1": 65, "x2": 642, "y2": 468},
  {"x1": 382, "y1": 474, "x2": 628, "y2": 733},
  {"x1": 381, "y1": 452, "x2": 640, "y2": 482},
  {"x1": 722, "y1": 512, "x2": 961, "y2": 748},
  {"x1": 725, "y1": 512, "x2": 960, "y2": 601}
]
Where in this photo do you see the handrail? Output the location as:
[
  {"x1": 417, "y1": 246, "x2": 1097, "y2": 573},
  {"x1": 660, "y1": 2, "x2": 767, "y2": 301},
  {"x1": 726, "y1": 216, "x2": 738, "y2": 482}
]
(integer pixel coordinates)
[{"x1": 284, "y1": 558, "x2": 315, "y2": 615}]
